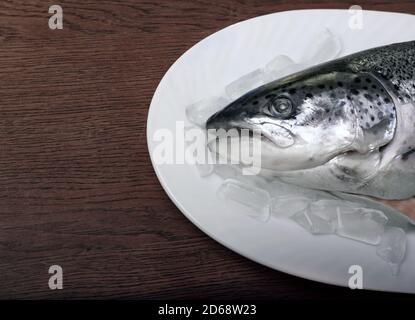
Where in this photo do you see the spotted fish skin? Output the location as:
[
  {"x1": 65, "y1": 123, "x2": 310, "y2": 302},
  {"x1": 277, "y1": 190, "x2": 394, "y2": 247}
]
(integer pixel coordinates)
[
  {"x1": 346, "y1": 41, "x2": 415, "y2": 104},
  {"x1": 207, "y1": 41, "x2": 415, "y2": 199}
]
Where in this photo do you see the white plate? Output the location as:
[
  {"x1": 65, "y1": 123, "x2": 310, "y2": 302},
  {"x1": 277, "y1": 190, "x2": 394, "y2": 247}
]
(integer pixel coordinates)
[{"x1": 147, "y1": 9, "x2": 415, "y2": 293}]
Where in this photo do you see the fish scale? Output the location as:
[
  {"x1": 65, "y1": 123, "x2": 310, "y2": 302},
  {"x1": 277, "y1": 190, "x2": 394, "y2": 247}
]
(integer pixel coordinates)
[{"x1": 346, "y1": 41, "x2": 415, "y2": 103}]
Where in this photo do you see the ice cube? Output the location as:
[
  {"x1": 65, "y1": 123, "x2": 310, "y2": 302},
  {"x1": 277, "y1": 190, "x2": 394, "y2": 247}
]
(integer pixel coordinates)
[
  {"x1": 184, "y1": 126, "x2": 215, "y2": 177},
  {"x1": 335, "y1": 208, "x2": 388, "y2": 245},
  {"x1": 264, "y1": 179, "x2": 330, "y2": 201},
  {"x1": 194, "y1": 147, "x2": 214, "y2": 176},
  {"x1": 271, "y1": 196, "x2": 310, "y2": 218},
  {"x1": 217, "y1": 179, "x2": 271, "y2": 222},
  {"x1": 197, "y1": 144, "x2": 215, "y2": 177},
  {"x1": 196, "y1": 162, "x2": 214, "y2": 177},
  {"x1": 213, "y1": 164, "x2": 238, "y2": 180},
  {"x1": 308, "y1": 199, "x2": 360, "y2": 222},
  {"x1": 301, "y1": 28, "x2": 342, "y2": 65},
  {"x1": 265, "y1": 63, "x2": 307, "y2": 82},
  {"x1": 292, "y1": 207, "x2": 336, "y2": 235},
  {"x1": 225, "y1": 69, "x2": 267, "y2": 100},
  {"x1": 185, "y1": 96, "x2": 230, "y2": 127},
  {"x1": 376, "y1": 227, "x2": 407, "y2": 275},
  {"x1": 237, "y1": 173, "x2": 269, "y2": 190},
  {"x1": 330, "y1": 191, "x2": 410, "y2": 228},
  {"x1": 264, "y1": 54, "x2": 295, "y2": 73},
  {"x1": 214, "y1": 159, "x2": 268, "y2": 187}
]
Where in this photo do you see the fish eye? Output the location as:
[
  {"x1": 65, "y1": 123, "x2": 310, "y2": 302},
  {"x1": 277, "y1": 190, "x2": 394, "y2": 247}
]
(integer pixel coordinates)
[{"x1": 266, "y1": 97, "x2": 293, "y2": 118}]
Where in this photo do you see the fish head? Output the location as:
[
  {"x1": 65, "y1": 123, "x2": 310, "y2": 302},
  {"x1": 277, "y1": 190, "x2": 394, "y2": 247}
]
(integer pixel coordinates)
[{"x1": 206, "y1": 70, "x2": 396, "y2": 171}]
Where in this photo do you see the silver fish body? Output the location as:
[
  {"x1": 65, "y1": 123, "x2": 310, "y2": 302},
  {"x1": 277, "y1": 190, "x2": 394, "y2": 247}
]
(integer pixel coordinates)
[{"x1": 206, "y1": 41, "x2": 415, "y2": 200}]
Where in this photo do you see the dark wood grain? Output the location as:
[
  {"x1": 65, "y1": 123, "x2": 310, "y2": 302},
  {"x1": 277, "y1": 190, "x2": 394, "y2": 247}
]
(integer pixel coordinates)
[{"x1": 1, "y1": 0, "x2": 415, "y2": 300}]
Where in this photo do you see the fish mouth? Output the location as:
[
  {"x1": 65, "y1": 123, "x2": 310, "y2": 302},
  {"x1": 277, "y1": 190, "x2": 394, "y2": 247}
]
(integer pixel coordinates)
[
  {"x1": 206, "y1": 122, "x2": 294, "y2": 148},
  {"x1": 206, "y1": 113, "x2": 296, "y2": 147},
  {"x1": 206, "y1": 121, "x2": 298, "y2": 170},
  {"x1": 233, "y1": 121, "x2": 297, "y2": 149}
]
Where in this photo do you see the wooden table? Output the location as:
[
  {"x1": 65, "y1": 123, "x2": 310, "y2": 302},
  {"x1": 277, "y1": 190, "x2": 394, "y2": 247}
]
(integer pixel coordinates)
[{"x1": 1, "y1": 0, "x2": 414, "y2": 299}]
